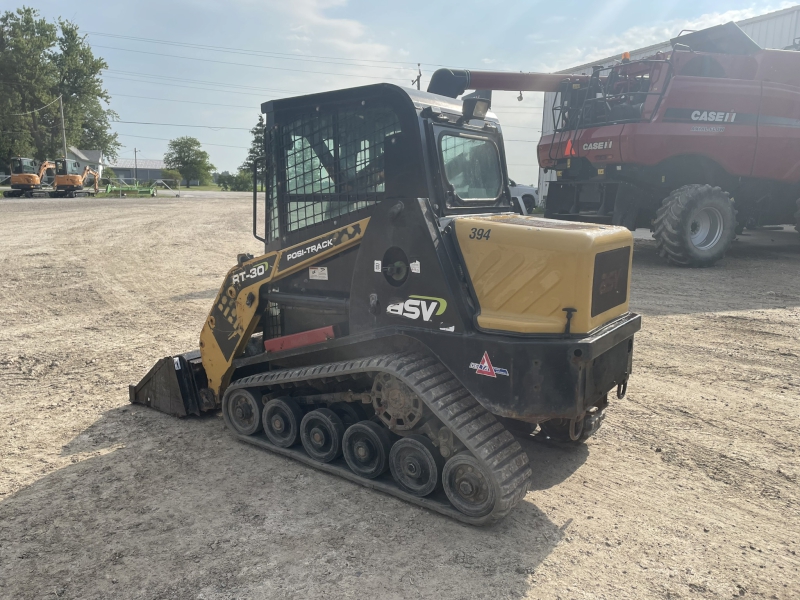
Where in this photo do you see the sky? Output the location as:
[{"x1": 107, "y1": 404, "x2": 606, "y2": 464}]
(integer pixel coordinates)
[{"x1": 23, "y1": 0, "x2": 798, "y2": 184}]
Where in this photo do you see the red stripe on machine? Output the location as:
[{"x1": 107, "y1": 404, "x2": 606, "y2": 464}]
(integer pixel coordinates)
[{"x1": 263, "y1": 326, "x2": 336, "y2": 353}]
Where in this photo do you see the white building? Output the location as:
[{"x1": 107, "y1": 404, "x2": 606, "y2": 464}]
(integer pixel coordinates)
[
  {"x1": 67, "y1": 147, "x2": 104, "y2": 176},
  {"x1": 537, "y1": 5, "x2": 800, "y2": 202}
]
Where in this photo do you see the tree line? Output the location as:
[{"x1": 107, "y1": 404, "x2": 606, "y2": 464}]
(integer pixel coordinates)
[
  {"x1": 0, "y1": 7, "x2": 119, "y2": 171},
  {"x1": 1, "y1": 7, "x2": 265, "y2": 191}
]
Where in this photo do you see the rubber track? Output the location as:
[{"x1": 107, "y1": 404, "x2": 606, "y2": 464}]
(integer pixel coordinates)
[
  {"x1": 653, "y1": 184, "x2": 735, "y2": 267},
  {"x1": 227, "y1": 351, "x2": 532, "y2": 525}
]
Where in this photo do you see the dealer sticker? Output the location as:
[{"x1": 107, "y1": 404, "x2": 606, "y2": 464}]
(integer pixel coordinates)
[{"x1": 469, "y1": 352, "x2": 509, "y2": 378}]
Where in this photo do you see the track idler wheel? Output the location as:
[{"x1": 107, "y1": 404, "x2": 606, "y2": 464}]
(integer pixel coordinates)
[
  {"x1": 442, "y1": 452, "x2": 497, "y2": 518},
  {"x1": 263, "y1": 398, "x2": 304, "y2": 447},
  {"x1": 389, "y1": 434, "x2": 444, "y2": 497},
  {"x1": 343, "y1": 421, "x2": 392, "y2": 479},
  {"x1": 225, "y1": 389, "x2": 263, "y2": 436},
  {"x1": 300, "y1": 408, "x2": 345, "y2": 463}
]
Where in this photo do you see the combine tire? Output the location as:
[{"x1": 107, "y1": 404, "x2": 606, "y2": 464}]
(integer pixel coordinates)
[{"x1": 653, "y1": 184, "x2": 736, "y2": 267}]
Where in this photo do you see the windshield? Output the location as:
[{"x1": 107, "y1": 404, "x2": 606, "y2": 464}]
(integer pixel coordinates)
[
  {"x1": 440, "y1": 135, "x2": 502, "y2": 203},
  {"x1": 56, "y1": 160, "x2": 81, "y2": 176},
  {"x1": 12, "y1": 158, "x2": 36, "y2": 175}
]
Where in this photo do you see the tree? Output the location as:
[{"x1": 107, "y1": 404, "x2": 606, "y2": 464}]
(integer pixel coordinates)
[
  {"x1": 163, "y1": 137, "x2": 215, "y2": 187},
  {"x1": 0, "y1": 8, "x2": 120, "y2": 170},
  {"x1": 161, "y1": 168, "x2": 182, "y2": 185},
  {"x1": 217, "y1": 170, "x2": 251, "y2": 192},
  {"x1": 217, "y1": 170, "x2": 232, "y2": 191},
  {"x1": 240, "y1": 114, "x2": 265, "y2": 190}
]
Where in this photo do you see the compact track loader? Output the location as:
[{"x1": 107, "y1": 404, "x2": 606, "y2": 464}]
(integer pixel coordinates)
[{"x1": 131, "y1": 84, "x2": 641, "y2": 524}]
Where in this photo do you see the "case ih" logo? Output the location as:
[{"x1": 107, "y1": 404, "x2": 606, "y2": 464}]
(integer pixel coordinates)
[
  {"x1": 582, "y1": 140, "x2": 613, "y2": 151},
  {"x1": 691, "y1": 110, "x2": 737, "y2": 123}
]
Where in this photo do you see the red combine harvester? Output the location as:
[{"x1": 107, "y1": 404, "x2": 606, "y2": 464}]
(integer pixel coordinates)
[{"x1": 428, "y1": 22, "x2": 800, "y2": 266}]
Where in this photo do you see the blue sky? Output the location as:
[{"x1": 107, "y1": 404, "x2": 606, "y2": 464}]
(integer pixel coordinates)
[{"x1": 25, "y1": 0, "x2": 796, "y2": 183}]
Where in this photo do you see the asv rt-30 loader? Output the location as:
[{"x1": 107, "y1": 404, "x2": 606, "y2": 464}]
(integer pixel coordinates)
[{"x1": 131, "y1": 83, "x2": 641, "y2": 525}]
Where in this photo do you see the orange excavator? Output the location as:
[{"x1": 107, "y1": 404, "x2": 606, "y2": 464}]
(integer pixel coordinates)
[
  {"x1": 50, "y1": 158, "x2": 99, "y2": 197},
  {"x1": 3, "y1": 157, "x2": 55, "y2": 198}
]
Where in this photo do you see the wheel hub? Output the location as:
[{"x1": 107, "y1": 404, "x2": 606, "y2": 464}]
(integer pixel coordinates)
[
  {"x1": 271, "y1": 415, "x2": 285, "y2": 433},
  {"x1": 404, "y1": 457, "x2": 422, "y2": 479},
  {"x1": 234, "y1": 403, "x2": 252, "y2": 420},
  {"x1": 311, "y1": 427, "x2": 326, "y2": 448},
  {"x1": 354, "y1": 440, "x2": 372, "y2": 461},
  {"x1": 689, "y1": 206, "x2": 724, "y2": 250}
]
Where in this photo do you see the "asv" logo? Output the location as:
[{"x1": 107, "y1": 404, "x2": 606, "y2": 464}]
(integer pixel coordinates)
[{"x1": 386, "y1": 295, "x2": 447, "y2": 322}]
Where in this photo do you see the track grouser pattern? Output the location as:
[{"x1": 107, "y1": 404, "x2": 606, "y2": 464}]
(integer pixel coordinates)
[{"x1": 224, "y1": 352, "x2": 532, "y2": 525}]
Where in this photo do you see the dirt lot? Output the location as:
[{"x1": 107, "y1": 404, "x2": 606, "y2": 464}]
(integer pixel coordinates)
[{"x1": 1, "y1": 193, "x2": 798, "y2": 600}]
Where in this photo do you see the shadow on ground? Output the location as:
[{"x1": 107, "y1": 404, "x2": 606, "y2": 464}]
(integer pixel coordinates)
[
  {"x1": 631, "y1": 227, "x2": 800, "y2": 315},
  {"x1": 0, "y1": 404, "x2": 586, "y2": 600}
]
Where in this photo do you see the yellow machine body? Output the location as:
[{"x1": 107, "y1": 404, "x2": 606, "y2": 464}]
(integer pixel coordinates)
[{"x1": 454, "y1": 215, "x2": 633, "y2": 335}]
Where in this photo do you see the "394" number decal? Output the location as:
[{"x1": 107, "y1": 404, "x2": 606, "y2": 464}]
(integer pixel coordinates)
[{"x1": 469, "y1": 227, "x2": 492, "y2": 240}]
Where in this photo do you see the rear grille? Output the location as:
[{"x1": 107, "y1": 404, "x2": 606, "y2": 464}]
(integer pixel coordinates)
[{"x1": 591, "y1": 247, "x2": 630, "y2": 317}]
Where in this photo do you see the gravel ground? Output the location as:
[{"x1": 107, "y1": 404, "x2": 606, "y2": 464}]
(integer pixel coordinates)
[{"x1": 0, "y1": 194, "x2": 798, "y2": 600}]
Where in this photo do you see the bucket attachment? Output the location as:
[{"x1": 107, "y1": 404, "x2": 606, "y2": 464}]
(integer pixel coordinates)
[{"x1": 129, "y1": 350, "x2": 212, "y2": 417}]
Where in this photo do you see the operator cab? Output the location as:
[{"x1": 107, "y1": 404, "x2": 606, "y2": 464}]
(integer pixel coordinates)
[
  {"x1": 257, "y1": 84, "x2": 516, "y2": 250},
  {"x1": 11, "y1": 158, "x2": 36, "y2": 175},
  {"x1": 55, "y1": 159, "x2": 82, "y2": 176}
]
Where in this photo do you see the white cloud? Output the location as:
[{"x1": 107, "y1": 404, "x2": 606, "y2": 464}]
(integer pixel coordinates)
[{"x1": 537, "y1": 3, "x2": 796, "y2": 72}]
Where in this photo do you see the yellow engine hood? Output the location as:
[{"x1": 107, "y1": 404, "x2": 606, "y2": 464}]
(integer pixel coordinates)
[{"x1": 453, "y1": 215, "x2": 633, "y2": 335}]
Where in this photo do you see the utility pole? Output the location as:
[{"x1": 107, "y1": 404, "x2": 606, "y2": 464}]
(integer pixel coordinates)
[
  {"x1": 412, "y1": 63, "x2": 422, "y2": 90},
  {"x1": 59, "y1": 95, "x2": 68, "y2": 161},
  {"x1": 134, "y1": 148, "x2": 138, "y2": 183}
]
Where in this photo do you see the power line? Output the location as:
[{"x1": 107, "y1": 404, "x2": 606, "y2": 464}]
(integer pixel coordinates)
[
  {"x1": 113, "y1": 120, "x2": 251, "y2": 131},
  {"x1": 86, "y1": 31, "x2": 437, "y2": 68},
  {"x1": 104, "y1": 75, "x2": 275, "y2": 98},
  {"x1": 11, "y1": 95, "x2": 62, "y2": 115},
  {"x1": 105, "y1": 70, "x2": 303, "y2": 94},
  {"x1": 110, "y1": 93, "x2": 255, "y2": 109},
  {"x1": 116, "y1": 133, "x2": 249, "y2": 149},
  {"x1": 94, "y1": 45, "x2": 414, "y2": 81}
]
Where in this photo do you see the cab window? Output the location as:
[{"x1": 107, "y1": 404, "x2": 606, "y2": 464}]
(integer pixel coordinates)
[
  {"x1": 440, "y1": 135, "x2": 502, "y2": 204},
  {"x1": 12, "y1": 158, "x2": 36, "y2": 174}
]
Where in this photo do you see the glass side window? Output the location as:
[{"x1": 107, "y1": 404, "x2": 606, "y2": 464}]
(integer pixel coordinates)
[
  {"x1": 440, "y1": 135, "x2": 502, "y2": 202},
  {"x1": 12, "y1": 158, "x2": 36, "y2": 174}
]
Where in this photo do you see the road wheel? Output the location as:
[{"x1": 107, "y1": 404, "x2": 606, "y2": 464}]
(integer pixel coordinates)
[
  {"x1": 224, "y1": 389, "x2": 264, "y2": 436},
  {"x1": 300, "y1": 408, "x2": 345, "y2": 463},
  {"x1": 389, "y1": 435, "x2": 443, "y2": 497},
  {"x1": 653, "y1": 184, "x2": 736, "y2": 267},
  {"x1": 262, "y1": 398, "x2": 304, "y2": 448},
  {"x1": 343, "y1": 421, "x2": 392, "y2": 479},
  {"x1": 442, "y1": 452, "x2": 497, "y2": 518}
]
